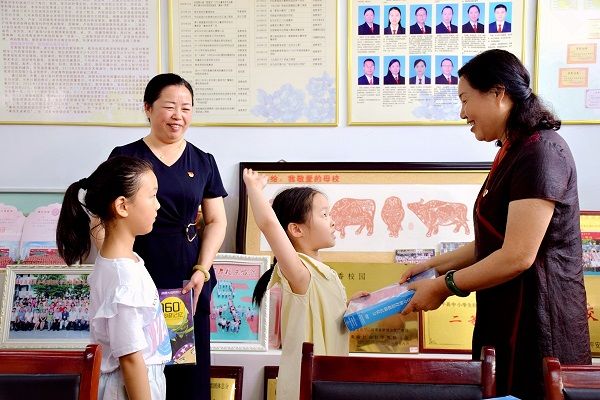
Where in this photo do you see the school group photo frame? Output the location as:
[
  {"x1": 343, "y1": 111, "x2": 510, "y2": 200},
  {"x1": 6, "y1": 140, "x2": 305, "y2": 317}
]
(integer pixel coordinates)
[{"x1": 0, "y1": 264, "x2": 92, "y2": 349}]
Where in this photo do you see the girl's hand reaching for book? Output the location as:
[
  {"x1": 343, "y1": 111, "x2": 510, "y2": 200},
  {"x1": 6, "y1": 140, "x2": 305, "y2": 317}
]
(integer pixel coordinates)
[{"x1": 347, "y1": 291, "x2": 370, "y2": 306}]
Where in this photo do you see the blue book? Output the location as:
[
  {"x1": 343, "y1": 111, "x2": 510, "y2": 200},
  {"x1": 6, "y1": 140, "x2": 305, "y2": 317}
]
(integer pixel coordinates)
[{"x1": 343, "y1": 268, "x2": 437, "y2": 331}]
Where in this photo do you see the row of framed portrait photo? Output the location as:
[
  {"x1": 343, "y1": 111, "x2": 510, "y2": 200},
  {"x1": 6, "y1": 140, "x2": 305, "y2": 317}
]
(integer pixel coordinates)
[{"x1": 356, "y1": 3, "x2": 514, "y2": 36}]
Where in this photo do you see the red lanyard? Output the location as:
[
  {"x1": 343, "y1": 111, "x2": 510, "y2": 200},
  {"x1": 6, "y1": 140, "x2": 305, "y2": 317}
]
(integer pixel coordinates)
[
  {"x1": 488, "y1": 141, "x2": 510, "y2": 184},
  {"x1": 475, "y1": 142, "x2": 510, "y2": 241}
]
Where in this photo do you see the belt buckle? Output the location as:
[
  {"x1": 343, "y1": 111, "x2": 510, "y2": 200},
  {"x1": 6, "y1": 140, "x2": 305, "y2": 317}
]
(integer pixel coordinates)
[{"x1": 185, "y1": 223, "x2": 197, "y2": 242}]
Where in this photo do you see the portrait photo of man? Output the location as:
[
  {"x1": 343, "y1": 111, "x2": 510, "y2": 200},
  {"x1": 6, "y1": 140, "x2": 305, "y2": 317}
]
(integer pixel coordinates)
[
  {"x1": 436, "y1": 5, "x2": 458, "y2": 34},
  {"x1": 358, "y1": 58, "x2": 379, "y2": 85},
  {"x1": 489, "y1": 3, "x2": 511, "y2": 33},
  {"x1": 409, "y1": 58, "x2": 431, "y2": 84},
  {"x1": 410, "y1": 6, "x2": 431, "y2": 34},
  {"x1": 435, "y1": 57, "x2": 458, "y2": 84},
  {"x1": 358, "y1": 7, "x2": 380, "y2": 35},
  {"x1": 462, "y1": 4, "x2": 485, "y2": 33}
]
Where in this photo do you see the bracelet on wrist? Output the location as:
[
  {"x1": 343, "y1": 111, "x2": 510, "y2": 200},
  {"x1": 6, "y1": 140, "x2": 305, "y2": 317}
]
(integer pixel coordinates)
[
  {"x1": 192, "y1": 264, "x2": 210, "y2": 282},
  {"x1": 444, "y1": 269, "x2": 470, "y2": 297}
]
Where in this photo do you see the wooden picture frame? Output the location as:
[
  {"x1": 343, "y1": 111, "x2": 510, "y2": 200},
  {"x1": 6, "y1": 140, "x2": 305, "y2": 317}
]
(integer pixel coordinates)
[
  {"x1": 419, "y1": 293, "x2": 476, "y2": 354},
  {"x1": 237, "y1": 162, "x2": 490, "y2": 353},
  {"x1": 210, "y1": 365, "x2": 244, "y2": 400},
  {"x1": 263, "y1": 365, "x2": 279, "y2": 400},
  {"x1": 210, "y1": 253, "x2": 270, "y2": 351},
  {"x1": 238, "y1": 162, "x2": 490, "y2": 261},
  {"x1": 581, "y1": 211, "x2": 600, "y2": 274},
  {"x1": 581, "y1": 211, "x2": 600, "y2": 356},
  {"x1": 0, "y1": 265, "x2": 92, "y2": 349}
]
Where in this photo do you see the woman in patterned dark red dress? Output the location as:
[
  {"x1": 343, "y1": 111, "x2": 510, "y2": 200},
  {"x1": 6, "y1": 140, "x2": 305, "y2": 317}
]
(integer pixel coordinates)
[{"x1": 400, "y1": 49, "x2": 590, "y2": 399}]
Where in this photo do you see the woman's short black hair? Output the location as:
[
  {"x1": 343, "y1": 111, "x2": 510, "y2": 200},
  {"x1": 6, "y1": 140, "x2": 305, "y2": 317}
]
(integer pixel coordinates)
[{"x1": 144, "y1": 73, "x2": 194, "y2": 107}]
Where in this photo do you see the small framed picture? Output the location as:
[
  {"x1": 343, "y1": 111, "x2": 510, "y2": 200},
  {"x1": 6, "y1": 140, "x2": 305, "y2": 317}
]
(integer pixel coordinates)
[
  {"x1": 580, "y1": 211, "x2": 600, "y2": 356},
  {"x1": 263, "y1": 365, "x2": 279, "y2": 400},
  {"x1": 210, "y1": 253, "x2": 271, "y2": 351},
  {"x1": 210, "y1": 365, "x2": 244, "y2": 400},
  {"x1": 0, "y1": 265, "x2": 92, "y2": 349},
  {"x1": 581, "y1": 211, "x2": 600, "y2": 274}
]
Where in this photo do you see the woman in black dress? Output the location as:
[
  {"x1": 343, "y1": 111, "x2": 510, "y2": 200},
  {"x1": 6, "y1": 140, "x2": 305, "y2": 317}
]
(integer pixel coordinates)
[
  {"x1": 399, "y1": 49, "x2": 590, "y2": 399},
  {"x1": 107, "y1": 73, "x2": 228, "y2": 399}
]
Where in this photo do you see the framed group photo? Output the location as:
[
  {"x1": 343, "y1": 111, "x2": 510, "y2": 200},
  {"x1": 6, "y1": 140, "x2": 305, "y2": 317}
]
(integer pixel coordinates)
[
  {"x1": 0, "y1": 265, "x2": 92, "y2": 349},
  {"x1": 210, "y1": 253, "x2": 271, "y2": 351}
]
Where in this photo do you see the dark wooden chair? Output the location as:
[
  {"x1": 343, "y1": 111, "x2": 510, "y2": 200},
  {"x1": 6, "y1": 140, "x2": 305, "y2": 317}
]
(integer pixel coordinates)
[
  {"x1": 0, "y1": 343, "x2": 101, "y2": 400},
  {"x1": 543, "y1": 357, "x2": 600, "y2": 400},
  {"x1": 299, "y1": 342, "x2": 496, "y2": 400},
  {"x1": 210, "y1": 365, "x2": 244, "y2": 400}
]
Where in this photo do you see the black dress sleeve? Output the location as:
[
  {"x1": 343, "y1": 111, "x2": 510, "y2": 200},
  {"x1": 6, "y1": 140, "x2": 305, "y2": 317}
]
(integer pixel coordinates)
[{"x1": 509, "y1": 135, "x2": 573, "y2": 205}]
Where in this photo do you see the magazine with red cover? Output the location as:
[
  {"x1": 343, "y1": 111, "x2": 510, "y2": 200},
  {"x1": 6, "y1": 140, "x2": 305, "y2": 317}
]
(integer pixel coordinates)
[
  {"x1": 158, "y1": 287, "x2": 196, "y2": 365},
  {"x1": 343, "y1": 268, "x2": 438, "y2": 331}
]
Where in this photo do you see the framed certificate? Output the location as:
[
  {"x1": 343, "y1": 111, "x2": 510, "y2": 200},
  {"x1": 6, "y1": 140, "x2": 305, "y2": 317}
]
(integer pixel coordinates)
[
  {"x1": 581, "y1": 211, "x2": 600, "y2": 356},
  {"x1": 419, "y1": 293, "x2": 476, "y2": 353}
]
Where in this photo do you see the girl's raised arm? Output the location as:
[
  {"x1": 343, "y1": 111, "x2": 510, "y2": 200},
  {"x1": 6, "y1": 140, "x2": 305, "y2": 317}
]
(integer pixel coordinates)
[{"x1": 243, "y1": 169, "x2": 310, "y2": 295}]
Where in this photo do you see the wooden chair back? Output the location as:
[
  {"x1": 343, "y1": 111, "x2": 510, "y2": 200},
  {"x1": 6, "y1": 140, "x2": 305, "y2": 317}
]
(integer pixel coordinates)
[
  {"x1": 299, "y1": 342, "x2": 496, "y2": 400},
  {"x1": 0, "y1": 343, "x2": 101, "y2": 400},
  {"x1": 543, "y1": 357, "x2": 600, "y2": 400}
]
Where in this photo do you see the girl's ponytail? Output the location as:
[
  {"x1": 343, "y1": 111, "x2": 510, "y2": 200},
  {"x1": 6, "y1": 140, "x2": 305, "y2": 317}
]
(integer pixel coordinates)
[
  {"x1": 56, "y1": 178, "x2": 92, "y2": 266},
  {"x1": 252, "y1": 258, "x2": 277, "y2": 306},
  {"x1": 56, "y1": 156, "x2": 153, "y2": 266}
]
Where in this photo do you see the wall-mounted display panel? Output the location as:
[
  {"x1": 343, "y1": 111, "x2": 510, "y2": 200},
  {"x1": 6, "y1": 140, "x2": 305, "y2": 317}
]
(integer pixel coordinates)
[
  {"x1": 169, "y1": 0, "x2": 337, "y2": 126},
  {"x1": 535, "y1": 0, "x2": 600, "y2": 124},
  {"x1": 0, "y1": 1, "x2": 160, "y2": 126},
  {"x1": 348, "y1": 0, "x2": 525, "y2": 125}
]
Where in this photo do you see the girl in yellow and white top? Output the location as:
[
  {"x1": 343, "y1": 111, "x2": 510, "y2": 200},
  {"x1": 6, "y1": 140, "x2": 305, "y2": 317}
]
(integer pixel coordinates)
[{"x1": 243, "y1": 169, "x2": 369, "y2": 400}]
